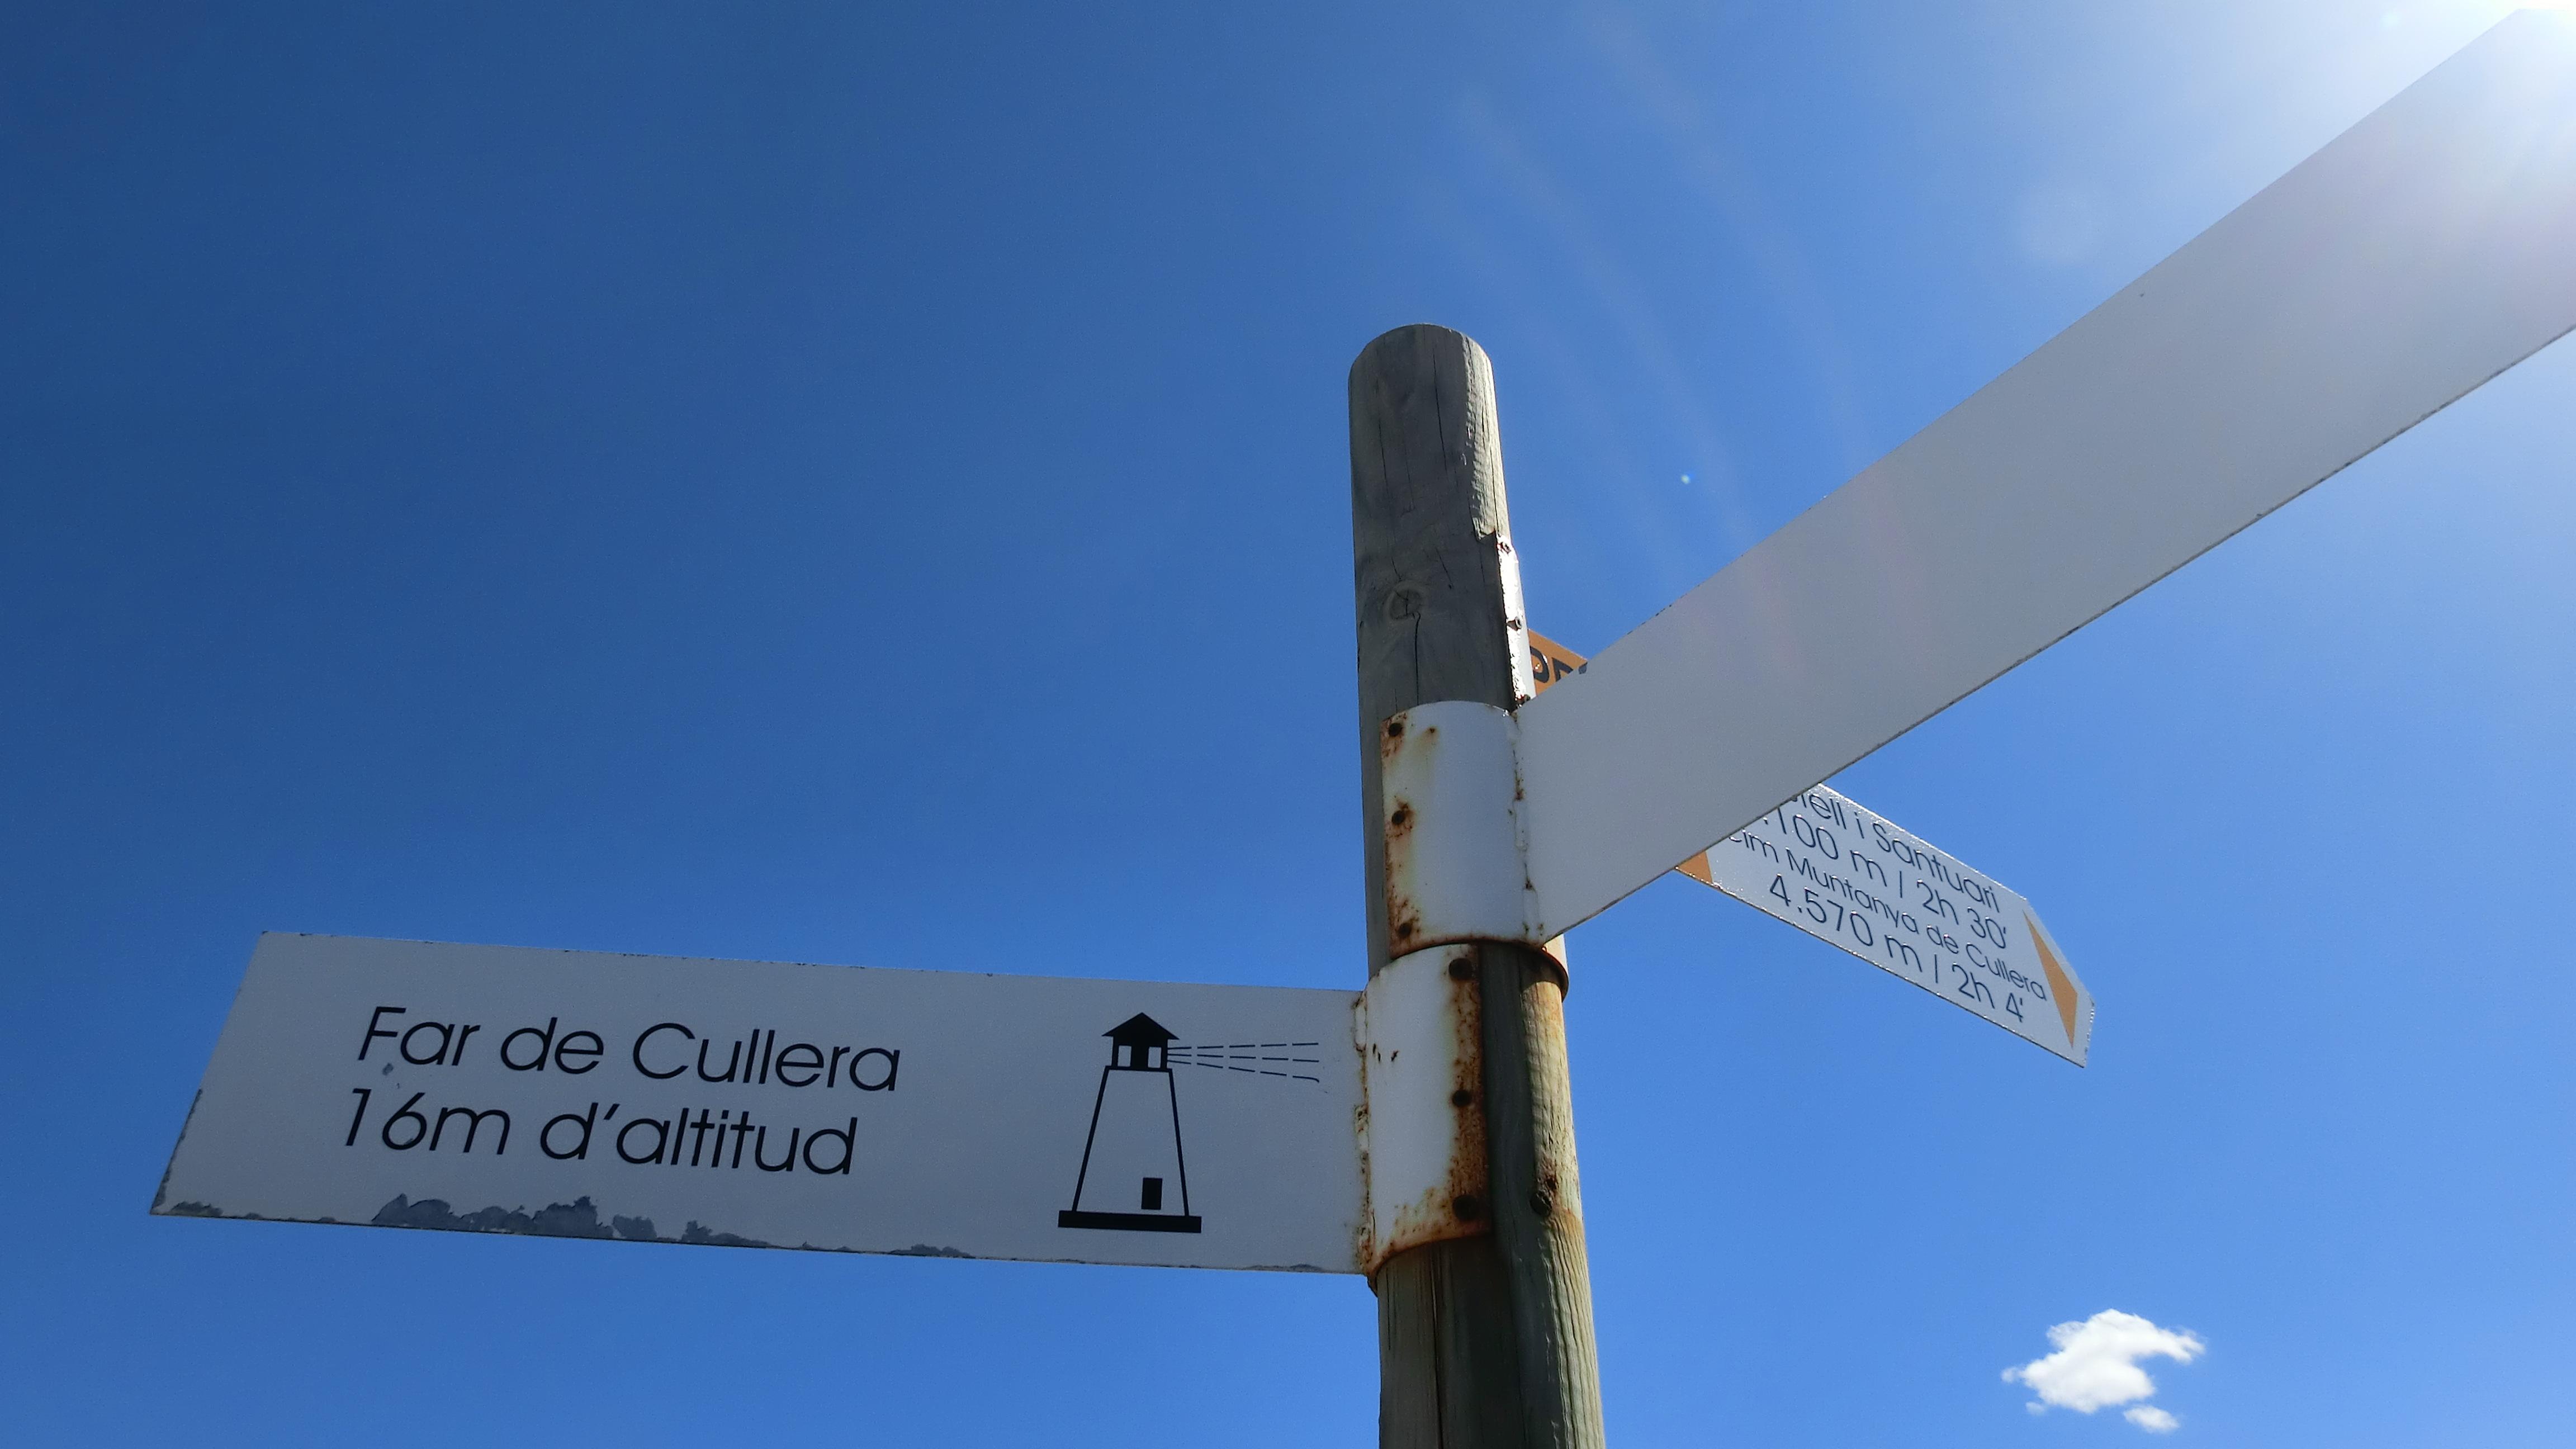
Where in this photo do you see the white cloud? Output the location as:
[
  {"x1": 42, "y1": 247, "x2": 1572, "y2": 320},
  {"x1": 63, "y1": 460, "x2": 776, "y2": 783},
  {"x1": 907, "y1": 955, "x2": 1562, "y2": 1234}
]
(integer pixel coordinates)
[{"x1": 2003, "y1": 1309, "x2": 2203, "y2": 1428}]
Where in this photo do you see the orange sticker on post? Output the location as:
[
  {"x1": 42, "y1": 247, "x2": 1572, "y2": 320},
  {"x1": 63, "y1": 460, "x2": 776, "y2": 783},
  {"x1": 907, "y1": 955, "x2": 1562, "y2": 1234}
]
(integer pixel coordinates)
[{"x1": 1526, "y1": 629, "x2": 1588, "y2": 697}]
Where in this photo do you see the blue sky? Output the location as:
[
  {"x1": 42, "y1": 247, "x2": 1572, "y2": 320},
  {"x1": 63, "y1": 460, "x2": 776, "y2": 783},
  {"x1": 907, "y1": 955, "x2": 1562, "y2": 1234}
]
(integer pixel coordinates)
[{"x1": 6, "y1": 2, "x2": 2571, "y2": 1444}]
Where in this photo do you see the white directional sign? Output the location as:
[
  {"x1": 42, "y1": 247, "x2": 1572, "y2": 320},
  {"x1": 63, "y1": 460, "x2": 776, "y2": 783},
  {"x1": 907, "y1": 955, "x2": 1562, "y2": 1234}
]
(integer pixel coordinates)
[
  {"x1": 1531, "y1": 633, "x2": 2090, "y2": 1062},
  {"x1": 1509, "y1": 12, "x2": 2576, "y2": 939},
  {"x1": 1683, "y1": 787, "x2": 2091, "y2": 1064},
  {"x1": 158, "y1": 935, "x2": 1368, "y2": 1272}
]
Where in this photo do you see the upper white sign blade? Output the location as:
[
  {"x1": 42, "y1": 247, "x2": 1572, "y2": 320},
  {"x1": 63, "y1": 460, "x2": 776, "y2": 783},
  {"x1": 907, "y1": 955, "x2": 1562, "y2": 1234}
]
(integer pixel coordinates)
[
  {"x1": 1513, "y1": 11, "x2": 2576, "y2": 937},
  {"x1": 1683, "y1": 785, "x2": 2092, "y2": 1064},
  {"x1": 157, "y1": 934, "x2": 1367, "y2": 1273}
]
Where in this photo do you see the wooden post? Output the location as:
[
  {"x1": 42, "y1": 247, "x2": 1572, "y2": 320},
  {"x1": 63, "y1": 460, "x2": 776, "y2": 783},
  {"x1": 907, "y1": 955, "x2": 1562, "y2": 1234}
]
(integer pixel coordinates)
[{"x1": 1351, "y1": 325, "x2": 1606, "y2": 1449}]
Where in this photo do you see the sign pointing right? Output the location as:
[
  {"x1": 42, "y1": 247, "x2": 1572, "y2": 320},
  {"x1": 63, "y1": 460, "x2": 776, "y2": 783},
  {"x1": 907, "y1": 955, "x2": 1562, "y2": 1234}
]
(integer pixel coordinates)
[
  {"x1": 1528, "y1": 633, "x2": 2091, "y2": 1064},
  {"x1": 1685, "y1": 786, "x2": 2092, "y2": 1066}
]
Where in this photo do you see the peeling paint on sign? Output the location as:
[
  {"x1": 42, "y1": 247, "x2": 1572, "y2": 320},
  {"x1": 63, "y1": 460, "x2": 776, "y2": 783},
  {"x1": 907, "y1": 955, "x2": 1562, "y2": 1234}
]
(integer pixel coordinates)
[{"x1": 157, "y1": 935, "x2": 1371, "y2": 1273}]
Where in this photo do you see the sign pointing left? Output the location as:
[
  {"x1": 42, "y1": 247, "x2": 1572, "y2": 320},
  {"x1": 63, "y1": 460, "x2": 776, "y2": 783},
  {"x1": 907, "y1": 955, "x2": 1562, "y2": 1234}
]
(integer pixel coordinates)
[{"x1": 157, "y1": 935, "x2": 1368, "y2": 1272}]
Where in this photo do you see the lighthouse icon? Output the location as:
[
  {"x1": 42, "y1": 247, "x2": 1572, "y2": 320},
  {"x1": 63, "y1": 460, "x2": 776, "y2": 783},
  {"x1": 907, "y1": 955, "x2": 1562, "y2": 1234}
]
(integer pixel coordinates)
[{"x1": 1058, "y1": 1013, "x2": 1202, "y2": 1234}]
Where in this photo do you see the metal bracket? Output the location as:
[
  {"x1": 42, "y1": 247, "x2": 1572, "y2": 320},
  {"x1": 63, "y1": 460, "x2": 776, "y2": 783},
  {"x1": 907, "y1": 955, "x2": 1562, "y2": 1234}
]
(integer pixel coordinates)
[
  {"x1": 1379, "y1": 701, "x2": 1544, "y2": 957},
  {"x1": 1356, "y1": 943, "x2": 1486, "y2": 1274}
]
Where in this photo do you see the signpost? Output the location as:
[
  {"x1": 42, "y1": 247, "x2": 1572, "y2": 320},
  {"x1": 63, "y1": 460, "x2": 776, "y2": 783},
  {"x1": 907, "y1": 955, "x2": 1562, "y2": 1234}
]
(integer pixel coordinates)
[{"x1": 155, "y1": 13, "x2": 2576, "y2": 1447}]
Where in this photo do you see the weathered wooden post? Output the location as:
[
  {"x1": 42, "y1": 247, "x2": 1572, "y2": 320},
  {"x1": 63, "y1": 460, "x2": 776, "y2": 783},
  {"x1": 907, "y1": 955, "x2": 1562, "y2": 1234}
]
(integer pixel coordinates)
[{"x1": 1351, "y1": 324, "x2": 1606, "y2": 1448}]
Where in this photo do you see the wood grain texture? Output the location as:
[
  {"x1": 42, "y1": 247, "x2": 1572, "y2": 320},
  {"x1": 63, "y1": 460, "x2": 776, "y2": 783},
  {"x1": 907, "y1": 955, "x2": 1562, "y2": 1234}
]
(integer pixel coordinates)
[
  {"x1": 1350, "y1": 324, "x2": 1531, "y2": 977},
  {"x1": 1477, "y1": 943, "x2": 1600, "y2": 1448},
  {"x1": 1352, "y1": 325, "x2": 1603, "y2": 1449}
]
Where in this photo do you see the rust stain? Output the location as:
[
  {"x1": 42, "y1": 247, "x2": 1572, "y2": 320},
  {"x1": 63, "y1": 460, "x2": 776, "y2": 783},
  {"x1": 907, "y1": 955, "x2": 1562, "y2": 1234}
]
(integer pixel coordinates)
[
  {"x1": 1381, "y1": 713, "x2": 1443, "y2": 959},
  {"x1": 1349, "y1": 1095, "x2": 1372, "y2": 1271},
  {"x1": 1385, "y1": 790, "x2": 1420, "y2": 946},
  {"x1": 1370, "y1": 947, "x2": 1490, "y2": 1273}
]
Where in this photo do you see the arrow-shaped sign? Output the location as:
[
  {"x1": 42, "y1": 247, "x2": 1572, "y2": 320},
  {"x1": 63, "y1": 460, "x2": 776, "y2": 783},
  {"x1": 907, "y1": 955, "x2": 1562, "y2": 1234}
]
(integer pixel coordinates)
[
  {"x1": 1530, "y1": 633, "x2": 2090, "y2": 1063},
  {"x1": 1509, "y1": 12, "x2": 2576, "y2": 939},
  {"x1": 1689, "y1": 788, "x2": 2091, "y2": 1064},
  {"x1": 158, "y1": 935, "x2": 1371, "y2": 1271},
  {"x1": 158, "y1": 934, "x2": 1500, "y2": 1275}
]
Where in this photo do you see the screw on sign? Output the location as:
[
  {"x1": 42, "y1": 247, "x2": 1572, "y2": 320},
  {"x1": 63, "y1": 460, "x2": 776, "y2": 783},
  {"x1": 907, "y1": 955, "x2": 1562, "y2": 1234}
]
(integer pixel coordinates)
[{"x1": 155, "y1": 17, "x2": 2576, "y2": 1448}]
